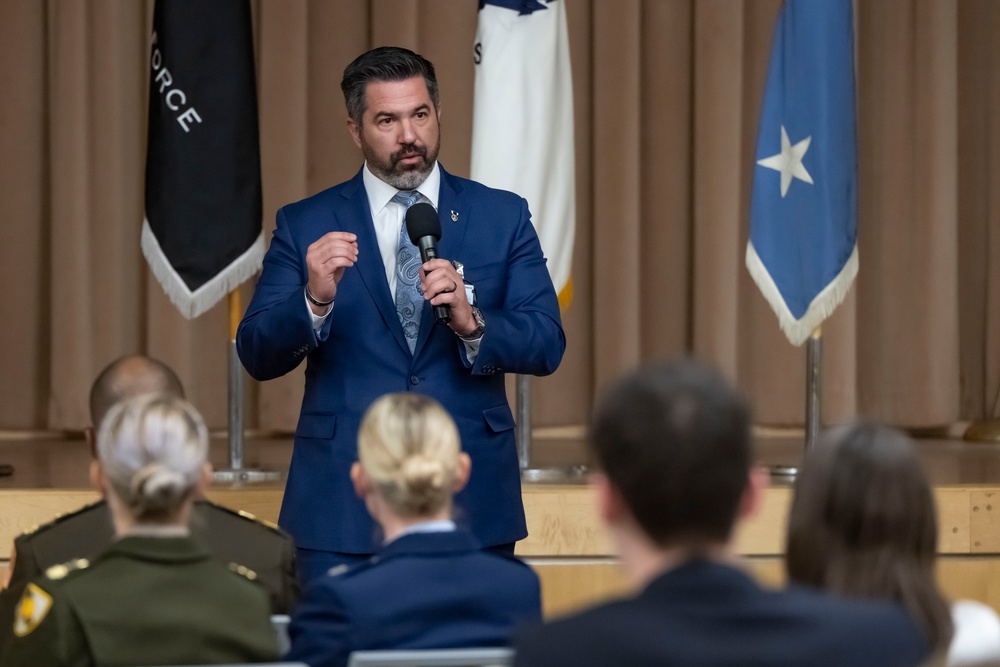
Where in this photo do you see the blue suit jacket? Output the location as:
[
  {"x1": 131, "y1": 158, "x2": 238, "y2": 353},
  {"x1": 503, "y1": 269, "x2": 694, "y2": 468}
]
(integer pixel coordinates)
[
  {"x1": 285, "y1": 530, "x2": 542, "y2": 667},
  {"x1": 514, "y1": 560, "x2": 929, "y2": 667},
  {"x1": 237, "y1": 166, "x2": 565, "y2": 553}
]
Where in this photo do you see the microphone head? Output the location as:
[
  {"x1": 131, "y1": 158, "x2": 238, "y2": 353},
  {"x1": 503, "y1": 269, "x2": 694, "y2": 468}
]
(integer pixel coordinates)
[{"x1": 405, "y1": 202, "x2": 441, "y2": 244}]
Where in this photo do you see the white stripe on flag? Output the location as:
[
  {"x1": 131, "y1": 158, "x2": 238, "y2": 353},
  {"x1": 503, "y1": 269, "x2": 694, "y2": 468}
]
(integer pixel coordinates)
[
  {"x1": 471, "y1": 0, "x2": 575, "y2": 308},
  {"x1": 141, "y1": 219, "x2": 265, "y2": 320}
]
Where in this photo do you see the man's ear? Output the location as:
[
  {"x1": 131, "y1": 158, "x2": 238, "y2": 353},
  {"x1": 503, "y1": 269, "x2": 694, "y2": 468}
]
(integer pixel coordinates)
[
  {"x1": 84, "y1": 427, "x2": 96, "y2": 459},
  {"x1": 195, "y1": 462, "x2": 213, "y2": 498},
  {"x1": 347, "y1": 118, "x2": 362, "y2": 149},
  {"x1": 89, "y1": 460, "x2": 107, "y2": 498},
  {"x1": 737, "y1": 465, "x2": 770, "y2": 522},
  {"x1": 453, "y1": 453, "x2": 471, "y2": 493},
  {"x1": 350, "y1": 462, "x2": 370, "y2": 500},
  {"x1": 590, "y1": 472, "x2": 625, "y2": 526}
]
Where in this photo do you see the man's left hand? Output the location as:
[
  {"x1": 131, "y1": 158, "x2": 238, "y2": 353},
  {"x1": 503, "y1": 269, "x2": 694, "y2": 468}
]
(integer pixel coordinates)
[{"x1": 420, "y1": 259, "x2": 476, "y2": 336}]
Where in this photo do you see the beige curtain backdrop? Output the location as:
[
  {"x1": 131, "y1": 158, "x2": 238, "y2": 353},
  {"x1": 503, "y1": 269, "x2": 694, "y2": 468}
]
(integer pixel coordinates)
[{"x1": 1, "y1": 1, "x2": 998, "y2": 451}]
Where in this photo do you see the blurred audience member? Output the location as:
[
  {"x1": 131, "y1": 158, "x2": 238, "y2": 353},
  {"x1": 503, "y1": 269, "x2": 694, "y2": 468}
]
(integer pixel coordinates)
[
  {"x1": 0, "y1": 355, "x2": 298, "y2": 652},
  {"x1": 787, "y1": 421, "x2": 1000, "y2": 666},
  {"x1": 0, "y1": 393, "x2": 278, "y2": 666},
  {"x1": 286, "y1": 393, "x2": 541, "y2": 667},
  {"x1": 515, "y1": 359, "x2": 929, "y2": 667}
]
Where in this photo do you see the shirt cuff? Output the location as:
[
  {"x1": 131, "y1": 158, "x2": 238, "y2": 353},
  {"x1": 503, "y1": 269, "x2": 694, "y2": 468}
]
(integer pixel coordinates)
[
  {"x1": 305, "y1": 288, "x2": 332, "y2": 332},
  {"x1": 462, "y1": 337, "x2": 481, "y2": 364}
]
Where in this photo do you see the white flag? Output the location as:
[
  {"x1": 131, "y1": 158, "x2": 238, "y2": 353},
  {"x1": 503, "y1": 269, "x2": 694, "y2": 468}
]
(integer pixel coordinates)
[{"x1": 471, "y1": 0, "x2": 576, "y2": 309}]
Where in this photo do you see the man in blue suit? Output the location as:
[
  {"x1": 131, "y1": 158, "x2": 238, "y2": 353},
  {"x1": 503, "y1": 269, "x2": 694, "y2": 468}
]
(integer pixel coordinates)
[
  {"x1": 237, "y1": 46, "x2": 565, "y2": 581},
  {"x1": 514, "y1": 360, "x2": 930, "y2": 667}
]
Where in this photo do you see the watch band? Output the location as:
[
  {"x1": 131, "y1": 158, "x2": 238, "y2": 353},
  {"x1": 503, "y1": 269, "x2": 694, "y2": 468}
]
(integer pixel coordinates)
[{"x1": 457, "y1": 307, "x2": 486, "y2": 341}]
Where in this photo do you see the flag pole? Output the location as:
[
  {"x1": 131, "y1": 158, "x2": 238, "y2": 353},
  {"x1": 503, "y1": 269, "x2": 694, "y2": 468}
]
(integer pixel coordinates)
[
  {"x1": 768, "y1": 326, "x2": 822, "y2": 482},
  {"x1": 517, "y1": 374, "x2": 586, "y2": 484},
  {"x1": 228, "y1": 290, "x2": 245, "y2": 471},
  {"x1": 213, "y1": 289, "x2": 281, "y2": 485},
  {"x1": 805, "y1": 325, "x2": 822, "y2": 450}
]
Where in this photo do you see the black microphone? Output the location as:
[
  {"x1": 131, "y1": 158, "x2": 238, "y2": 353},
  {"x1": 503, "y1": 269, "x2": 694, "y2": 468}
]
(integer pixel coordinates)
[{"x1": 405, "y1": 202, "x2": 451, "y2": 325}]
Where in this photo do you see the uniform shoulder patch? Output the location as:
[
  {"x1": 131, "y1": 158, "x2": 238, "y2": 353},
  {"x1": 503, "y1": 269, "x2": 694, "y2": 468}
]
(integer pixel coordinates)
[
  {"x1": 13, "y1": 583, "x2": 53, "y2": 637},
  {"x1": 45, "y1": 558, "x2": 90, "y2": 581},
  {"x1": 227, "y1": 562, "x2": 258, "y2": 582}
]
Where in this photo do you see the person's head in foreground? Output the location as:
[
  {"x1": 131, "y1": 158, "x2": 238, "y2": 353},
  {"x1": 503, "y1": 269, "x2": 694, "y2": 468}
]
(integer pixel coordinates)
[
  {"x1": 588, "y1": 358, "x2": 763, "y2": 582},
  {"x1": 512, "y1": 360, "x2": 931, "y2": 667},
  {"x1": 786, "y1": 421, "x2": 955, "y2": 656},
  {"x1": 94, "y1": 392, "x2": 210, "y2": 533},
  {"x1": 351, "y1": 392, "x2": 471, "y2": 540},
  {"x1": 284, "y1": 393, "x2": 538, "y2": 667},
  {"x1": 0, "y1": 392, "x2": 279, "y2": 667},
  {"x1": 86, "y1": 354, "x2": 185, "y2": 456}
]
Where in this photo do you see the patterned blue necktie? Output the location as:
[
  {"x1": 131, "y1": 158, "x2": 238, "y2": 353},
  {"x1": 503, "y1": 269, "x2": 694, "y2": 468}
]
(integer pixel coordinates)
[{"x1": 392, "y1": 190, "x2": 423, "y2": 353}]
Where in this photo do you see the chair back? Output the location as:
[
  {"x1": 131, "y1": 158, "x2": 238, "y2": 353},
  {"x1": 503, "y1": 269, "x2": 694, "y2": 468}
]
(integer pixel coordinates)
[{"x1": 346, "y1": 647, "x2": 514, "y2": 667}]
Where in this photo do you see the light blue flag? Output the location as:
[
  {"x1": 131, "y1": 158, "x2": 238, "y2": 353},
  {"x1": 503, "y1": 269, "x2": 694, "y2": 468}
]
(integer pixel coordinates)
[{"x1": 747, "y1": 0, "x2": 858, "y2": 346}]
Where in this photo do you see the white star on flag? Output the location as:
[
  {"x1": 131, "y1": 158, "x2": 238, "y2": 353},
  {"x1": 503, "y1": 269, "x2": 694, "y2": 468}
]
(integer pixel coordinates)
[{"x1": 756, "y1": 125, "x2": 813, "y2": 198}]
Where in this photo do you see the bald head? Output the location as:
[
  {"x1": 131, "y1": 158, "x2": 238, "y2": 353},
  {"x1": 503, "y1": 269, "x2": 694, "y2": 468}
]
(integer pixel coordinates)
[{"x1": 89, "y1": 356, "x2": 185, "y2": 429}]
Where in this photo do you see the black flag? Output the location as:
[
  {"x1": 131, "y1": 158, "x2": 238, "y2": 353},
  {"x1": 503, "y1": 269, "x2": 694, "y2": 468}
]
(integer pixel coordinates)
[{"x1": 142, "y1": 0, "x2": 262, "y2": 319}]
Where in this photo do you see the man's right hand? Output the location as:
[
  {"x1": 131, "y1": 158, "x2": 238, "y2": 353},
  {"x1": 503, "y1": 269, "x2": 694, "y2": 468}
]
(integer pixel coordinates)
[{"x1": 306, "y1": 232, "x2": 358, "y2": 315}]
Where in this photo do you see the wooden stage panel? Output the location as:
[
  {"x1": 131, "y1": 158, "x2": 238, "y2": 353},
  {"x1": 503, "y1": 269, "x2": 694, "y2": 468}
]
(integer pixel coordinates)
[
  {"x1": 0, "y1": 484, "x2": 996, "y2": 555},
  {"x1": 519, "y1": 484, "x2": 994, "y2": 557},
  {"x1": 2, "y1": 483, "x2": 1000, "y2": 618},
  {"x1": 529, "y1": 557, "x2": 1000, "y2": 619}
]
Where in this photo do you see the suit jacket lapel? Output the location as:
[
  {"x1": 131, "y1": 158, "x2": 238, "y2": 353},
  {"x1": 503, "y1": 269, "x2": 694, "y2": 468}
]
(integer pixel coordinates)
[
  {"x1": 412, "y1": 166, "x2": 469, "y2": 359},
  {"x1": 339, "y1": 170, "x2": 411, "y2": 356}
]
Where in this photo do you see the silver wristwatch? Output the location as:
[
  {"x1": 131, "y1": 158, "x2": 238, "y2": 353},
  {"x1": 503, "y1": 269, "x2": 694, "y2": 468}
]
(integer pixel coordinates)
[{"x1": 458, "y1": 307, "x2": 486, "y2": 341}]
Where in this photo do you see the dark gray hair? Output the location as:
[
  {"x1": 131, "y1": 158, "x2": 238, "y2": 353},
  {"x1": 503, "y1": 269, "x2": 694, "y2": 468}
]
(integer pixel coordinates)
[
  {"x1": 340, "y1": 46, "x2": 439, "y2": 125},
  {"x1": 590, "y1": 359, "x2": 752, "y2": 550}
]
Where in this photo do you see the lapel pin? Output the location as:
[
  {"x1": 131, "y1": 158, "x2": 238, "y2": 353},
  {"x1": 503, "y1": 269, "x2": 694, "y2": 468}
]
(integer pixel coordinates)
[{"x1": 451, "y1": 210, "x2": 459, "y2": 222}]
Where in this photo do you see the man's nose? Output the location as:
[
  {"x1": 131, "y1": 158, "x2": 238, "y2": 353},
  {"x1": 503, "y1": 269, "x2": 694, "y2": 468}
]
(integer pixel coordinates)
[{"x1": 398, "y1": 119, "x2": 418, "y2": 144}]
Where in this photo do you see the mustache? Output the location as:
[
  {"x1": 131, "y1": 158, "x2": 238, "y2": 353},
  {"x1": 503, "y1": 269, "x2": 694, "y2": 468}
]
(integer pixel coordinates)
[{"x1": 391, "y1": 143, "x2": 428, "y2": 165}]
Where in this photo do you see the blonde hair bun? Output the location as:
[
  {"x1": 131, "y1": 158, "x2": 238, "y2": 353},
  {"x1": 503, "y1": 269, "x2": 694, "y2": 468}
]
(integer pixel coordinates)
[{"x1": 358, "y1": 393, "x2": 461, "y2": 518}]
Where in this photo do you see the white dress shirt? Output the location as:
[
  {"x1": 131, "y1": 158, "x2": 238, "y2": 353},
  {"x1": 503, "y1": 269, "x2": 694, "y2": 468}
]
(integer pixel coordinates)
[{"x1": 306, "y1": 163, "x2": 480, "y2": 359}]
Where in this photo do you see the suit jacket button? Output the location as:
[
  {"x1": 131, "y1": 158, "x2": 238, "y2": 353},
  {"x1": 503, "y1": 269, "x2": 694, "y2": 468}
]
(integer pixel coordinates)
[{"x1": 409, "y1": 375, "x2": 420, "y2": 385}]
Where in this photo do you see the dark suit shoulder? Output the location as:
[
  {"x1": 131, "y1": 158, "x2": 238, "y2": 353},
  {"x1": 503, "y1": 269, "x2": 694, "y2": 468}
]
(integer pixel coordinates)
[
  {"x1": 19, "y1": 501, "x2": 114, "y2": 571},
  {"x1": 193, "y1": 500, "x2": 288, "y2": 539},
  {"x1": 189, "y1": 501, "x2": 299, "y2": 614},
  {"x1": 280, "y1": 172, "x2": 364, "y2": 219},
  {"x1": 18, "y1": 500, "x2": 107, "y2": 542},
  {"x1": 443, "y1": 169, "x2": 526, "y2": 207},
  {"x1": 516, "y1": 580, "x2": 929, "y2": 667}
]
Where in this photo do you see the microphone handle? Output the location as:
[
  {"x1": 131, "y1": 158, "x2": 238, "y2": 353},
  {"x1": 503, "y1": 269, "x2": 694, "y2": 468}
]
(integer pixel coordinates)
[{"x1": 418, "y1": 241, "x2": 452, "y2": 325}]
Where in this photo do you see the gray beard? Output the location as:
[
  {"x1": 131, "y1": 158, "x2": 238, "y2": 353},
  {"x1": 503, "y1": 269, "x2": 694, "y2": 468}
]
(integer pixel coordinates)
[
  {"x1": 370, "y1": 161, "x2": 433, "y2": 190},
  {"x1": 360, "y1": 128, "x2": 441, "y2": 190}
]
